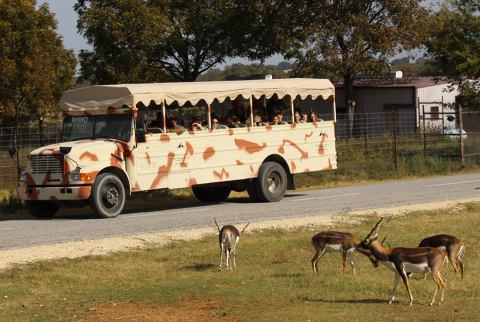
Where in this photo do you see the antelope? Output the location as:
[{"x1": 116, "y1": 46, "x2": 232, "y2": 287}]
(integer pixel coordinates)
[
  {"x1": 311, "y1": 231, "x2": 379, "y2": 276},
  {"x1": 214, "y1": 218, "x2": 249, "y2": 270},
  {"x1": 358, "y1": 218, "x2": 448, "y2": 306},
  {"x1": 417, "y1": 234, "x2": 465, "y2": 279}
]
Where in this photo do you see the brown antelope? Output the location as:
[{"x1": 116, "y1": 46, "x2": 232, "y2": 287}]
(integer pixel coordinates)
[
  {"x1": 358, "y1": 218, "x2": 448, "y2": 306},
  {"x1": 311, "y1": 231, "x2": 379, "y2": 276},
  {"x1": 417, "y1": 234, "x2": 465, "y2": 279},
  {"x1": 214, "y1": 218, "x2": 249, "y2": 270}
]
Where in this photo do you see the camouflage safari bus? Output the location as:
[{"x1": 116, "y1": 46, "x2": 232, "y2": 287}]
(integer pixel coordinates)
[{"x1": 18, "y1": 78, "x2": 337, "y2": 218}]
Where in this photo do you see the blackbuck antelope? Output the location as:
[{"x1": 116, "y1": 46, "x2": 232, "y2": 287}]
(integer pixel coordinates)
[
  {"x1": 358, "y1": 218, "x2": 448, "y2": 306},
  {"x1": 311, "y1": 231, "x2": 379, "y2": 276},
  {"x1": 417, "y1": 234, "x2": 465, "y2": 279},
  {"x1": 214, "y1": 218, "x2": 249, "y2": 270}
]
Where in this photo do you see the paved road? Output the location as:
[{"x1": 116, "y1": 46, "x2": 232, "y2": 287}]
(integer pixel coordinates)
[{"x1": 1, "y1": 173, "x2": 479, "y2": 250}]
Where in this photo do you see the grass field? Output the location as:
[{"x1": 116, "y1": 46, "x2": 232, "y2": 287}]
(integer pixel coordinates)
[{"x1": 0, "y1": 203, "x2": 479, "y2": 321}]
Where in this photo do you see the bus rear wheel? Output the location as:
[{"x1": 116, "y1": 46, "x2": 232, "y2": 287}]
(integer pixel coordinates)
[
  {"x1": 25, "y1": 200, "x2": 60, "y2": 219},
  {"x1": 89, "y1": 173, "x2": 126, "y2": 218},
  {"x1": 255, "y1": 162, "x2": 287, "y2": 202},
  {"x1": 192, "y1": 185, "x2": 231, "y2": 202}
]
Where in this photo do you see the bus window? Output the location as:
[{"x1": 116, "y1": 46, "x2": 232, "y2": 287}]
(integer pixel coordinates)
[{"x1": 294, "y1": 95, "x2": 335, "y2": 122}]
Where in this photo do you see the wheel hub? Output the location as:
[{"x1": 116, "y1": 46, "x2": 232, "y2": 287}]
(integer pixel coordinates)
[
  {"x1": 267, "y1": 172, "x2": 280, "y2": 193},
  {"x1": 103, "y1": 184, "x2": 119, "y2": 207}
]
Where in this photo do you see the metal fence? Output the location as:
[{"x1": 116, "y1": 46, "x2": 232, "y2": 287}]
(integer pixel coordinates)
[{"x1": 1, "y1": 111, "x2": 479, "y2": 188}]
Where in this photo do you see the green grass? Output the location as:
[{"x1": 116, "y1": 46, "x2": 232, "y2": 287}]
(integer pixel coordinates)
[{"x1": 1, "y1": 204, "x2": 479, "y2": 321}]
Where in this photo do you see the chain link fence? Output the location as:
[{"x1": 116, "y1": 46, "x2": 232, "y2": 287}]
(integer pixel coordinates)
[{"x1": 1, "y1": 111, "x2": 479, "y2": 189}]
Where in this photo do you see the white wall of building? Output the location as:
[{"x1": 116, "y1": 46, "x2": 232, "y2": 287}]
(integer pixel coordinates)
[{"x1": 417, "y1": 83, "x2": 458, "y2": 129}]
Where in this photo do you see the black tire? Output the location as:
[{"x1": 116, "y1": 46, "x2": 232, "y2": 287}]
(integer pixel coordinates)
[
  {"x1": 89, "y1": 173, "x2": 126, "y2": 218},
  {"x1": 25, "y1": 200, "x2": 60, "y2": 219},
  {"x1": 192, "y1": 185, "x2": 231, "y2": 202},
  {"x1": 247, "y1": 179, "x2": 261, "y2": 202},
  {"x1": 255, "y1": 162, "x2": 287, "y2": 202}
]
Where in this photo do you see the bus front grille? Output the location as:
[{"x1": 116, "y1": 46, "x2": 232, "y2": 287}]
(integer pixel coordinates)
[{"x1": 31, "y1": 155, "x2": 64, "y2": 174}]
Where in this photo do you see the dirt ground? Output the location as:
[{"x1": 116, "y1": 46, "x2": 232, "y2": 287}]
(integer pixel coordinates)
[{"x1": 83, "y1": 300, "x2": 236, "y2": 322}]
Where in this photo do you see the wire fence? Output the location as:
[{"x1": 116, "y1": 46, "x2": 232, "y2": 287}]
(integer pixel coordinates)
[{"x1": 1, "y1": 111, "x2": 479, "y2": 189}]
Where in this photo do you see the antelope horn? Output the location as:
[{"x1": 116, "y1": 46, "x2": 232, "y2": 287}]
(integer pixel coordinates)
[
  {"x1": 367, "y1": 218, "x2": 385, "y2": 238},
  {"x1": 241, "y1": 222, "x2": 250, "y2": 234},
  {"x1": 381, "y1": 234, "x2": 388, "y2": 246},
  {"x1": 214, "y1": 217, "x2": 220, "y2": 232}
]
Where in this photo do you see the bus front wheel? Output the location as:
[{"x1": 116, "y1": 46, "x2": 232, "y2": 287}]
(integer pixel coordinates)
[
  {"x1": 255, "y1": 162, "x2": 287, "y2": 202},
  {"x1": 25, "y1": 200, "x2": 60, "y2": 219},
  {"x1": 90, "y1": 173, "x2": 126, "y2": 218},
  {"x1": 192, "y1": 186, "x2": 231, "y2": 202}
]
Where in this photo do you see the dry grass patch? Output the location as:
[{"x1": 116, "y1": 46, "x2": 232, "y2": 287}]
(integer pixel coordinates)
[{"x1": 0, "y1": 203, "x2": 479, "y2": 321}]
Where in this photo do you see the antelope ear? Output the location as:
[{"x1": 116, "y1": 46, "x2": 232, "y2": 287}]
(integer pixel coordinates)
[{"x1": 371, "y1": 236, "x2": 378, "y2": 242}]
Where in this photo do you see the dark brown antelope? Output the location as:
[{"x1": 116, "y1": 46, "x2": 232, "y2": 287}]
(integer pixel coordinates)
[
  {"x1": 214, "y1": 218, "x2": 249, "y2": 270},
  {"x1": 311, "y1": 231, "x2": 379, "y2": 276},
  {"x1": 358, "y1": 218, "x2": 448, "y2": 306},
  {"x1": 417, "y1": 234, "x2": 465, "y2": 279}
]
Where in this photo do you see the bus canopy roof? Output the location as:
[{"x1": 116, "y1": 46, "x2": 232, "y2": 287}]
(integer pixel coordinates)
[{"x1": 60, "y1": 78, "x2": 334, "y2": 114}]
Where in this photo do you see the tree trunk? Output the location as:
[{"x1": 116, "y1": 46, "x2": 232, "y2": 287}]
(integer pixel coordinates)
[{"x1": 344, "y1": 73, "x2": 356, "y2": 138}]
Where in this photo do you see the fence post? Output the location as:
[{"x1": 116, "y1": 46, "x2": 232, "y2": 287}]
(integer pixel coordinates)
[
  {"x1": 459, "y1": 105, "x2": 465, "y2": 168},
  {"x1": 392, "y1": 111, "x2": 398, "y2": 173},
  {"x1": 363, "y1": 110, "x2": 368, "y2": 155},
  {"x1": 38, "y1": 116, "x2": 44, "y2": 146},
  {"x1": 422, "y1": 105, "x2": 426, "y2": 157}
]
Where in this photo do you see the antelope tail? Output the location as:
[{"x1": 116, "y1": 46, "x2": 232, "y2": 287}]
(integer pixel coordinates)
[{"x1": 214, "y1": 217, "x2": 220, "y2": 232}]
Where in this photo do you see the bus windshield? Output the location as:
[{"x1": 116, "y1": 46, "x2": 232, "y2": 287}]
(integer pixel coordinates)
[{"x1": 63, "y1": 114, "x2": 132, "y2": 142}]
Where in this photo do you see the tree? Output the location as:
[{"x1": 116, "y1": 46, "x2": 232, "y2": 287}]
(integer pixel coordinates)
[
  {"x1": 425, "y1": 0, "x2": 480, "y2": 109},
  {"x1": 76, "y1": 0, "x2": 247, "y2": 83},
  {"x1": 75, "y1": 0, "x2": 167, "y2": 84},
  {"x1": 148, "y1": 0, "x2": 241, "y2": 81},
  {"x1": 289, "y1": 1, "x2": 427, "y2": 137},
  {"x1": 0, "y1": 0, "x2": 76, "y2": 125}
]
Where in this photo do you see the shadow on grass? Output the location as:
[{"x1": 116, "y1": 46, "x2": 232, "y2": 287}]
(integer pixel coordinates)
[
  {"x1": 183, "y1": 263, "x2": 217, "y2": 271},
  {"x1": 294, "y1": 296, "x2": 386, "y2": 304},
  {"x1": 272, "y1": 272, "x2": 305, "y2": 278}
]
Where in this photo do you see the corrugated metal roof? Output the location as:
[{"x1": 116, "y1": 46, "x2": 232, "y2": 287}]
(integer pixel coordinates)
[{"x1": 336, "y1": 77, "x2": 449, "y2": 88}]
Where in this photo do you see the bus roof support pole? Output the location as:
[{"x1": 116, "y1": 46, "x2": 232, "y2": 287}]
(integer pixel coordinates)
[
  {"x1": 249, "y1": 96, "x2": 254, "y2": 127},
  {"x1": 207, "y1": 103, "x2": 212, "y2": 129},
  {"x1": 290, "y1": 96, "x2": 295, "y2": 123},
  {"x1": 162, "y1": 100, "x2": 167, "y2": 133},
  {"x1": 333, "y1": 95, "x2": 337, "y2": 123}
]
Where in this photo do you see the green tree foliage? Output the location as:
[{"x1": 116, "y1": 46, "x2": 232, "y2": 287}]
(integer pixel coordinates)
[
  {"x1": 198, "y1": 63, "x2": 290, "y2": 81},
  {"x1": 425, "y1": 0, "x2": 480, "y2": 109},
  {"x1": 289, "y1": 1, "x2": 427, "y2": 137},
  {"x1": 76, "y1": 0, "x2": 245, "y2": 83},
  {"x1": 0, "y1": 0, "x2": 76, "y2": 124},
  {"x1": 75, "y1": 0, "x2": 166, "y2": 84}
]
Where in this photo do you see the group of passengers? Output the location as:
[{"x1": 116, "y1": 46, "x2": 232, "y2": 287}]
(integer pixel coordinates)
[{"x1": 147, "y1": 103, "x2": 322, "y2": 133}]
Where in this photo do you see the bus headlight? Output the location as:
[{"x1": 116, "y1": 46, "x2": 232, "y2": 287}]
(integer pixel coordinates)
[
  {"x1": 19, "y1": 171, "x2": 27, "y2": 183},
  {"x1": 70, "y1": 168, "x2": 80, "y2": 181}
]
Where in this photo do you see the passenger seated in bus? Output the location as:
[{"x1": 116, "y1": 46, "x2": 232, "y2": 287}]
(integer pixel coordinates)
[
  {"x1": 211, "y1": 116, "x2": 221, "y2": 129},
  {"x1": 301, "y1": 112, "x2": 308, "y2": 123},
  {"x1": 309, "y1": 111, "x2": 324, "y2": 122},
  {"x1": 245, "y1": 108, "x2": 260, "y2": 126},
  {"x1": 167, "y1": 116, "x2": 185, "y2": 133},
  {"x1": 276, "y1": 111, "x2": 287, "y2": 124},
  {"x1": 293, "y1": 110, "x2": 301, "y2": 123},
  {"x1": 190, "y1": 114, "x2": 204, "y2": 131},
  {"x1": 226, "y1": 115, "x2": 244, "y2": 128},
  {"x1": 147, "y1": 113, "x2": 163, "y2": 133},
  {"x1": 270, "y1": 115, "x2": 281, "y2": 125}
]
